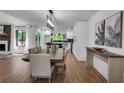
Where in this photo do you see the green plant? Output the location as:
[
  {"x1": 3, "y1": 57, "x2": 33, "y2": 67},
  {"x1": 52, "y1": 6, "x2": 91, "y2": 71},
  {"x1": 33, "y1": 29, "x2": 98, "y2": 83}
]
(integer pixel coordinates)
[
  {"x1": 95, "y1": 21, "x2": 105, "y2": 45},
  {"x1": 105, "y1": 16, "x2": 121, "y2": 47}
]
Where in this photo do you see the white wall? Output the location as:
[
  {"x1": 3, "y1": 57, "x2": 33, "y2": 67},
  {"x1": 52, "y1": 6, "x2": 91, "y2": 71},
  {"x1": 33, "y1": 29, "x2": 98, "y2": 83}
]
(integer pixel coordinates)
[
  {"x1": 0, "y1": 11, "x2": 44, "y2": 54},
  {"x1": 87, "y1": 11, "x2": 123, "y2": 78},
  {"x1": 54, "y1": 28, "x2": 67, "y2": 33},
  {"x1": 88, "y1": 10, "x2": 124, "y2": 55},
  {"x1": 27, "y1": 26, "x2": 40, "y2": 49},
  {"x1": 73, "y1": 21, "x2": 88, "y2": 61},
  {"x1": 12, "y1": 26, "x2": 29, "y2": 54},
  {"x1": 0, "y1": 11, "x2": 27, "y2": 54},
  {"x1": 10, "y1": 25, "x2": 15, "y2": 54},
  {"x1": 40, "y1": 31, "x2": 46, "y2": 49},
  {"x1": 11, "y1": 25, "x2": 42, "y2": 53},
  {"x1": 27, "y1": 27, "x2": 48, "y2": 50},
  {"x1": 9, "y1": 25, "x2": 37, "y2": 54}
]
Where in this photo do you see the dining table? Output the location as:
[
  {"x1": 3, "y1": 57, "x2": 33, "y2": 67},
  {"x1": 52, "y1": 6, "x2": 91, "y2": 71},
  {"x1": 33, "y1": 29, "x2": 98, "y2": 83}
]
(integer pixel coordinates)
[
  {"x1": 23, "y1": 48, "x2": 64, "y2": 64},
  {"x1": 50, "y1": 48, "x2": 64, "y2": 62}
]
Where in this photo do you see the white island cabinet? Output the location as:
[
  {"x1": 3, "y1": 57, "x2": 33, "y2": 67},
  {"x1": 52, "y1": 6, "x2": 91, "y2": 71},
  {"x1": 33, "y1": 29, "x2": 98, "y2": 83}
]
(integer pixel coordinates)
[{"x1": 87, "y1": 47, "x2": 124, "y2": 83}]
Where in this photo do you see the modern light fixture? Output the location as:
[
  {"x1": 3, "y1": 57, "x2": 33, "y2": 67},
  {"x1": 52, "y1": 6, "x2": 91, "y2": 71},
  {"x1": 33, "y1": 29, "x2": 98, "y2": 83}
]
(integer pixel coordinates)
[
  {"x1": 47, "y1": 10, "x2": 55, "y2": 30},
  {"x1": 49, "y1": 10, "x2": 53, "y2": 14},
  {"x1": 47, "y1": 16, "x2": 54, "y2": 27}
]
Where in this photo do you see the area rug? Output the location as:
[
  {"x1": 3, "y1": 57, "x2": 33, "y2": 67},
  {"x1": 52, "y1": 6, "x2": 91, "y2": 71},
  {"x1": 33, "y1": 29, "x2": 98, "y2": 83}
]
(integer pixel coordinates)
[
  {"x1": 0, "y1": 54, "x2": 13, "y2": 59},
  {"x1": 22, "y1": 55, "x2": 30, "y2": 62}
]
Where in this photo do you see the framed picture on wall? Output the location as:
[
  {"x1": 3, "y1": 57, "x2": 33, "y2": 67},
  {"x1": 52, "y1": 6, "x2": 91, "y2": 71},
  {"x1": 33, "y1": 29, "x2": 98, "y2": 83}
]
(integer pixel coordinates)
[
  {"x1": 95, "y1": 20, "x2": 105, "y2": 45},
  {"x1": 104, "y1": 12, "x2": 122, "y2": 48}
]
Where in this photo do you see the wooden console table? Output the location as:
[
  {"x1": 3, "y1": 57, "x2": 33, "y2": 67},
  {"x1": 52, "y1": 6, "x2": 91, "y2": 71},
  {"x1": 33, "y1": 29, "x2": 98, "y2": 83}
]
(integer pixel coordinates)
[{"x1": 87, "y1": 47, "x2": 124, "y2": 83}]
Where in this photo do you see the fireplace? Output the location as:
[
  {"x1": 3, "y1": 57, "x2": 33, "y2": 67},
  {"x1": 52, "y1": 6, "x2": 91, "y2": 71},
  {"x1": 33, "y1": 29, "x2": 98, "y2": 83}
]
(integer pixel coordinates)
[
  {"x1": 0, "y1": 44, "x2": 5, "y2": 51},
  {"x1": 0, "y1": 41, "x2": 8, "y2": 54}
]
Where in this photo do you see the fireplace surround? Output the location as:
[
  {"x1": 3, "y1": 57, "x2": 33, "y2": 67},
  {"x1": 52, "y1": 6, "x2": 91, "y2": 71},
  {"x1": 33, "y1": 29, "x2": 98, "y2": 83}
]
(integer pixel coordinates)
[
  {"x1": 0, "y1": 44, "x2": 5, "y2": 51},
  {"x1": 0, "y1": 40, "x2": 8, "y2": 54}
]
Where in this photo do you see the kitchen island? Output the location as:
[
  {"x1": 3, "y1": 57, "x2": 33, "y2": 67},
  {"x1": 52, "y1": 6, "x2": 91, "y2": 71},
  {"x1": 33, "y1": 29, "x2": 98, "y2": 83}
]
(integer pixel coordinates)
[{"x1": 87, "y1": 47, "x2": 124, "y2": 83}]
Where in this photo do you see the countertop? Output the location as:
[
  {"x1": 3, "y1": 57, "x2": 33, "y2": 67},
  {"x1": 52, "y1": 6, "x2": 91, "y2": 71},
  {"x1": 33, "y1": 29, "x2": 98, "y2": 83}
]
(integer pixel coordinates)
[{"x1": 87, "y1": 47, "x2": 124, "y2": 58}]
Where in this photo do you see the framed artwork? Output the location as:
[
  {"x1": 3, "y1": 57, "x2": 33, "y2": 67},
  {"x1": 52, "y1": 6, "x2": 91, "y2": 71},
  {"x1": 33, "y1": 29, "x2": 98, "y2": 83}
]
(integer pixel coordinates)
[
  {"x1": 104, "y1": 12, "x2": 122, "y2": 48},
  {"x1": 95, "y1": 20, "x2": 105, "y2": 45}
]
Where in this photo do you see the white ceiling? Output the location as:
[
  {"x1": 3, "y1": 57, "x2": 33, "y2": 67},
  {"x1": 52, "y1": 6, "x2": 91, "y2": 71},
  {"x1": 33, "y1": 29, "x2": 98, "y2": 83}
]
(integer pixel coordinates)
[
  {"x1": 2, "y1": 10, "x2": 98, "y2": 30},
  {"x1": 53, "y1": 10, "x2": 98, "y2": 29},
  {"x1": 2, "y1": 10, "x2": 49, "y2": 26}
]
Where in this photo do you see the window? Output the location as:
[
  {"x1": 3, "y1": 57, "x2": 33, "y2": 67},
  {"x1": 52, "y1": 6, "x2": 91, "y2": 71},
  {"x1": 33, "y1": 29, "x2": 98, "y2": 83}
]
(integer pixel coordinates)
[
  {"x1": 16, "y1": 30, "x2": 26, "y2": 47},
  {"x1": 35, "y1": 32, "x2": 41, "y2": 47},
  {"x1": 52, "y1": 33, "x2": 66, "y2": 41}
]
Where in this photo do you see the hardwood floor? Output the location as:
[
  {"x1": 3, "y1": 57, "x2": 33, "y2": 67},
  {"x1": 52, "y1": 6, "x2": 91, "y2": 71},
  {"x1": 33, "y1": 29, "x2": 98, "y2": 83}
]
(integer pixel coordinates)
[{"x1": 0, "y1": 53, "x2": 106, "y2": 83}]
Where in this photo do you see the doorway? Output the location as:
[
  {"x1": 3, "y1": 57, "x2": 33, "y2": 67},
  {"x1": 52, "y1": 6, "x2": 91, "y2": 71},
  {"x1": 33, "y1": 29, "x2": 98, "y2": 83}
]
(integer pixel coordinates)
[
  {"x1": 16, "y1": 30, "x2": 26, "y2": 47},
  {"x1": 35, "y1": 32, "x2": 41, "y2": 47},
  {"x1": 15, "y1": 29, "x2": 26, "y2": 53}
]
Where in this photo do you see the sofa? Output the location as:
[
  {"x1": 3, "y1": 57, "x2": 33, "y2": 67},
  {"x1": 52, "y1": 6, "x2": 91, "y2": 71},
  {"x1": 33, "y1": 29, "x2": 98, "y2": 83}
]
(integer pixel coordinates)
[
  {"x1": 28, "y1": 46, "x2": 42, "y2": 54},
  {"x1": 22, "y1": 46, "x2": 42, "y2": 61}
]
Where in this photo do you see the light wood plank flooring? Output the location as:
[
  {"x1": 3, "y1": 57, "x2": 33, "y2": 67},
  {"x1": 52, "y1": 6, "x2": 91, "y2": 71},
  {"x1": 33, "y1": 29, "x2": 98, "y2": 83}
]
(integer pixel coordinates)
[{"x1": 0, "y1": 53, "x2": 106, "y2": 83}]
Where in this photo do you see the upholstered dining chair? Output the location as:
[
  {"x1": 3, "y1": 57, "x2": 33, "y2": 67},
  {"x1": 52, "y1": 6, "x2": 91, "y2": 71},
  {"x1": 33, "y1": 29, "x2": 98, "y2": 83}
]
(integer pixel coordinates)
[
  {"x1": 54, "y1": 48, "x2": 66, "y2": 73},
  {"x1": 30, "y1": 54, "x2": 55, "y2": 83}
]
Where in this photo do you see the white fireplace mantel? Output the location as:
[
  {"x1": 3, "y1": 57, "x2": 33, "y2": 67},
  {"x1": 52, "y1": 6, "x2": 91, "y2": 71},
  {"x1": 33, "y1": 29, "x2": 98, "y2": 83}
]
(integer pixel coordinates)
[{"x1": 0, "y1": 40, "x2": 8, "y2": 54}]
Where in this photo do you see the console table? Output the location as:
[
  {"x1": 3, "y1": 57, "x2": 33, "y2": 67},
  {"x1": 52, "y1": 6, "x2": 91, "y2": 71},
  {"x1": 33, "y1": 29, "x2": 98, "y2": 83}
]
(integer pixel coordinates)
[{"x1": 87, "y1": 47, "x2": 124, "y2": 83}]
